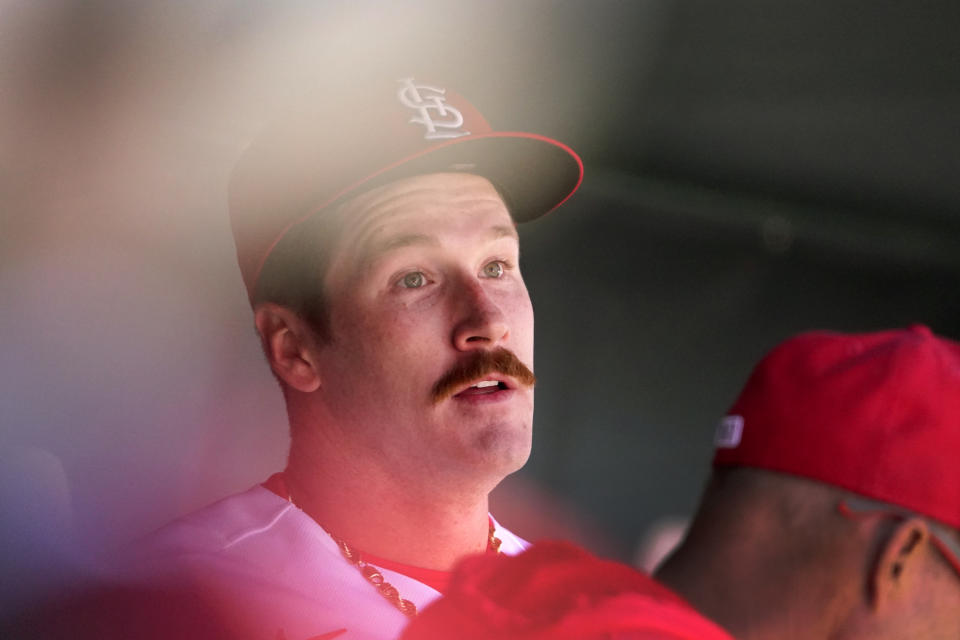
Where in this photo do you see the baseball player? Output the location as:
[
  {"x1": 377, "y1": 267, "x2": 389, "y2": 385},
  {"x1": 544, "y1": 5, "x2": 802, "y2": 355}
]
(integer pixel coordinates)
[
  {"x1": 656, "y1": 325, "x2": 960, "y2": 640},
  {"x1": 98, "y1": 74, "x2": 584, "y2": 640}
]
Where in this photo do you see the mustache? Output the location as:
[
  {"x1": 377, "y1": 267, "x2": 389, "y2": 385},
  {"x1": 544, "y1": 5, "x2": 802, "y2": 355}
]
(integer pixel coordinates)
[{"x1": 431, "y1": 348, "x2": 536, "y2": 404}]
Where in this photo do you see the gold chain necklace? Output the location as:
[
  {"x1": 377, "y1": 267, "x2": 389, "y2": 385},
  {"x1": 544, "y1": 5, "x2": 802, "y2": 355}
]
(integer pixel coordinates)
[{"x1": 285, "y1": 493, "x2": 501, "y2": 618}]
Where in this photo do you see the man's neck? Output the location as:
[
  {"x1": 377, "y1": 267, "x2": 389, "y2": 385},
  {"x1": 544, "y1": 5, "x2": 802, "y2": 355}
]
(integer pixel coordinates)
[
  {"x1": 656, "y1": 537, "x2": 850, "y2": 640},
  {"x1": 284, "y1": 440, "x2": 494, "y2": 571}
]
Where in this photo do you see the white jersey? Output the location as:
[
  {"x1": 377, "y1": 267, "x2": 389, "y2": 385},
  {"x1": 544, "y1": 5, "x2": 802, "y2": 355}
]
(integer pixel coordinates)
[{"x1": 123, "y1": 484, "x2": 529, "y2": 640}]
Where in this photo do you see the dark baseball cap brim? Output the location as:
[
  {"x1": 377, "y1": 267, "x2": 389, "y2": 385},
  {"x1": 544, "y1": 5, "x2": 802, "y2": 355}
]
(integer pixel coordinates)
[{"x1": 321, "y1": 131, "x2": 584, "y2": 223}]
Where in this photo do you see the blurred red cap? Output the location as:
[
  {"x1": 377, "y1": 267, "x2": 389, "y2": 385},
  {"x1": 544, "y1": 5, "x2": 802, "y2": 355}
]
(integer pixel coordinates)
[{"x1": 401, "y1": 541, "x2": 733, "y2": 640}]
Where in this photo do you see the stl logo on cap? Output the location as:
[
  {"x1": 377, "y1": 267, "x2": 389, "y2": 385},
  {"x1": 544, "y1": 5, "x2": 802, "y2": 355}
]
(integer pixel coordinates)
[{"x1": 397, "y1": 77, "x2": 470, "y2": 140}]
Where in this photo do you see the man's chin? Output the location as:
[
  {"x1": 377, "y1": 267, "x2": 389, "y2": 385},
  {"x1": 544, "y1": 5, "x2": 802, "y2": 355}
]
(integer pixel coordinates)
[{"x1": 466, "y1": 422, "x2": 533, "y2": 475}]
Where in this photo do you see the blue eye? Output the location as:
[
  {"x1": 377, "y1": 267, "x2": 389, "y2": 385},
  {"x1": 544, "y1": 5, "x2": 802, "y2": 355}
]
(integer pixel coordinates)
[
  {"x1": 482, "y1": 261, "x2": 505, "y2": 278},
  {"x1": 401, "y1": 272, "x2": 427, "y2": 288}
]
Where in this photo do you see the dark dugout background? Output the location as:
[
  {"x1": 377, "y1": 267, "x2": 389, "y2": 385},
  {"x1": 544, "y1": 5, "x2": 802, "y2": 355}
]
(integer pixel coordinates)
[{"x1": 2, "y1": 0, "x2": 959, "y2": 609}]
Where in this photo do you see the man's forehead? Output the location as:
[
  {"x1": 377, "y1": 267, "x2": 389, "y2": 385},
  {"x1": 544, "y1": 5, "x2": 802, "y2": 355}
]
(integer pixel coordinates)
[{"x1": 340, "y1": 172, "x2": 514, "y2": 241}]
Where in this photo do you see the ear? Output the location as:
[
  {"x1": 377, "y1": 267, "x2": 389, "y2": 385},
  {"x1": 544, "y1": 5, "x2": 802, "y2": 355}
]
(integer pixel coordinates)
[
  {"x1": 253, "y1": 303, "x2": 322, "y2": 392},
  {"x1": 870, "y1": 518, "x2": 929, "y2": 612}
]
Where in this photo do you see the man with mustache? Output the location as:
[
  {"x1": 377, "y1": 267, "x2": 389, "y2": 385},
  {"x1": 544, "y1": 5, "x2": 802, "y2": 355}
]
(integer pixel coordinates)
[{"x1": 118, "y1": 75, "x2": 583, "y2": 640}]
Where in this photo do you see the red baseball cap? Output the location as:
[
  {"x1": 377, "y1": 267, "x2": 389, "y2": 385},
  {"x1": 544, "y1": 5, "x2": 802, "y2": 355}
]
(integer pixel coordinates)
[
  {"x1": 713, "y1": 325, "x2": 960, "y2": 530},
  {"x1": 228, "y1": 75, "x2": 584, "y2": 301}
]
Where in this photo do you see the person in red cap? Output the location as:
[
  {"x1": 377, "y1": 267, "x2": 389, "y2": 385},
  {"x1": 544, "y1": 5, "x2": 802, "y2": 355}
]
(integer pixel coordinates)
[
  {"x1": 655, "y1": 325, "x2": 960, "y2": 640},
  {"x1": 100, "y1": 75, "x2": 584, "y2": 640}
]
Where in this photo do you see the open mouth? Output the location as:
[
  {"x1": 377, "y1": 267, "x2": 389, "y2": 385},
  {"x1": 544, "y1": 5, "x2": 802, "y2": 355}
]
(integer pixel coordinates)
[{"x1": 454, "y1": 379, "x2": 511, "y2": 397}]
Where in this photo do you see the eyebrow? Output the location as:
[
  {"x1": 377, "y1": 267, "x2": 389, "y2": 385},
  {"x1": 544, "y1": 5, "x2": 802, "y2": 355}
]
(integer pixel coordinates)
[
  {"x1": 357, "y1": 234, "x2": 438, "y2": 273},
  {"x1": 373, "y1": 233, "x2": 441, "y2": 255},
  {"x1": 489, "y1": 224, "x2": 519, "y2": 241}
]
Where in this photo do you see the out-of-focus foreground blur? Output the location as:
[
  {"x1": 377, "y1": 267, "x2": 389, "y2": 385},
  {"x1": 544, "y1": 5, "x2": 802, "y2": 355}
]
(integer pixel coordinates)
[{"x1": 2, "y1": 0, "x2": 959, "y2": 612}]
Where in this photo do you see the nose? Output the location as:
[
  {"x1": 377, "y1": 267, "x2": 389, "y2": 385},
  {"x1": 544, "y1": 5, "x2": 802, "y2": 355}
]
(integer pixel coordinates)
[{"x1": 452, "y1": 279, "x2": 510, "y2": 351}]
